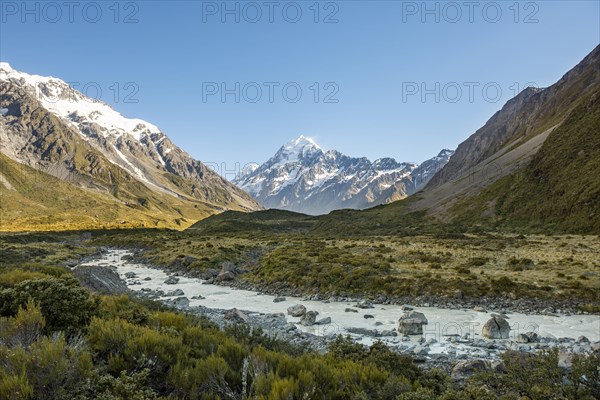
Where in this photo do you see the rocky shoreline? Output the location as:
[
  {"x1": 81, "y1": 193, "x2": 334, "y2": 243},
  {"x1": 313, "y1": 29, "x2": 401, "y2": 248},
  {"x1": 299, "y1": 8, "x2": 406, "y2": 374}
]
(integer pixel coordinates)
[
  {"x1": 133, "y1": 282, "x2": 600, "y2": 376},
  {"x1": 124, "y1": 248, "x2": 598, "y2": 317},
  {"x1": 75, "y1": 248, "x2": 600, "y2": 377}
]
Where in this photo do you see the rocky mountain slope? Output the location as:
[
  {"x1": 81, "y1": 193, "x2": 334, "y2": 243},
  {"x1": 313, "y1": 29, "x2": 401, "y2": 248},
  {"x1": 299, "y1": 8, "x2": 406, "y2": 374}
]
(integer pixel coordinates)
[
  {"x1": 426, "y1": 44, "x2": 600, "y2": 191},
  {"x1": 233, "y1": 135, "x2": 453, "y2": 215},
  {"x1": 413, "y1": 45, "x2": 600, "y2": 229},
  {"x1": 309, "y1": 44, "x2": 600, "y2": 234},
  {"x1": 449, "y1": 76, "x2": 600, "y2": 232},
  {"x1": 0, "y1": 63, "x2": 260, "y2": 230}
]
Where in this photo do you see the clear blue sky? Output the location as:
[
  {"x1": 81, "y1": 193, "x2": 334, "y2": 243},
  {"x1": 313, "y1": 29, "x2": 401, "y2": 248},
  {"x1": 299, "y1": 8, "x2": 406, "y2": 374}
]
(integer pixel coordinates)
[{"x1": 1, "y1": 1, "x2": 599, "y2": 173}]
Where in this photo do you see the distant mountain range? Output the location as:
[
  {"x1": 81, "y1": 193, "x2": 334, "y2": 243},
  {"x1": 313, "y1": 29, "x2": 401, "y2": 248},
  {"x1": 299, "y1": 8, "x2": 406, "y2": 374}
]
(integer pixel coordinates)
[
  {"x1": 4, "y1": 44, "x2": 598, "y2": 233},
  {"x1": 233, "y1": 135, "x2": 453, "y2": 215},
  {"x1": 0, "y1": 63, "x2": 260, "y2": 230},
  {"x1": 194, "y1": 44, "x2": 600, "y2": 235}
]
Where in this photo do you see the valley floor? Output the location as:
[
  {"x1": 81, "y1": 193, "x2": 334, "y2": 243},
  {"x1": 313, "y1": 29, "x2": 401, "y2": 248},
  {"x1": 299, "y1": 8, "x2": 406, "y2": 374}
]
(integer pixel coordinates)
[
  {"x1": 93, "y1": 230, "x2": 600, "y2": 314},
  {"x1": 81, "y1": 249, "x2": 600, "y2": 373},
  {"x1": 1, "y1": 229, "x2": 599, "y2": 399}
]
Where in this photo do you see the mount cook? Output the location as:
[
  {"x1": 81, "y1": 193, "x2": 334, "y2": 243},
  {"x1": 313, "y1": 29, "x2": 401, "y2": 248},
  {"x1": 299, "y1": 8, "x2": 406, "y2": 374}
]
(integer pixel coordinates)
[{"x1": 233, "y1": 135, "x2": 453, "y2": 215}]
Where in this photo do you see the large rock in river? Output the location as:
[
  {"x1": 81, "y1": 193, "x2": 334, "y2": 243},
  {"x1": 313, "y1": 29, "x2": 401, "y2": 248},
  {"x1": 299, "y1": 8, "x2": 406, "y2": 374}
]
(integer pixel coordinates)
[
  {"x1": 398, "y1": 311, "x2": 428, "y2": 335},
  {"x1": 287, "y1": 304, "x2": 307, "y2": 317},
  {"x1": 300, "y1": 311, "x2": 318, "y2": 326},
  {"x1": 165, "y1": 289, "x2": 185, "y2": 297},
  {"x1": 482, "y1": 316, "x2": 511, "y2": 339},
  {"x1": 356, "y1": 300, "x2": 374, "y2": 309}
]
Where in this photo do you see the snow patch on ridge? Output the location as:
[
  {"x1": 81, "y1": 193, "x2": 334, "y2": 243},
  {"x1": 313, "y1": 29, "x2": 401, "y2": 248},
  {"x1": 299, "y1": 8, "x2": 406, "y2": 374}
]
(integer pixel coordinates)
[
  {"x1": 0, "y1": 62, "x2": 183, "y2": 195},
  {"x1": 233, "y1": 135, "x2": 455, "y2": 214},
  {"x1": 0, "y1": 62, "x2": 161, "y2": 142}
]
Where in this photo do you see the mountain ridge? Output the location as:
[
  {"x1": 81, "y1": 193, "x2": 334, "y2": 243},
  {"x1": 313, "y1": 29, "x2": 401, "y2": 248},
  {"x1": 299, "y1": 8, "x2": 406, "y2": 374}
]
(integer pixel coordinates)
[
  {"x1": 196, "y1": 44, "x2": 600, "y2": 235},
  {"x1": 233, "y1": 135, "x2": 453, "y2": 215},
  {"x1": 0, "y1": 63, "x2": 260, "y2": 230},
  {"x1": 426, "y1": 44, "x2": 600, "y2": 190}
]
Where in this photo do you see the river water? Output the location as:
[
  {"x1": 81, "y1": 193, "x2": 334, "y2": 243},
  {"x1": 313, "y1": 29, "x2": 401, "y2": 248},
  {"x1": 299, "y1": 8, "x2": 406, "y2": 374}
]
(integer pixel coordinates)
[{"x1": 81, "y1": 249, "x2": 599, "y2": 354}]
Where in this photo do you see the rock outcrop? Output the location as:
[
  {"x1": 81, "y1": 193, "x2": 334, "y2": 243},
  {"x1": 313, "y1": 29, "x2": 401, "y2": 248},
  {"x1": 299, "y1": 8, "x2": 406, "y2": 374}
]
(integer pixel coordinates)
[
  {"x1": 73, "y1": 265, "x2": 128, "y2": 295},
  {"x1": 224, "y1": 308, "x2": 249, "y2": 324},
  {"x1": 300, "y1": 311, "x2": 318, "y2": 326},
  {"x1": 398, "y1": 311, "x2": 428, "y2": 335},
  {"x1": 287, "y1": 304, "x2": 307, "y2": 317},
  {"x1": 482, "y1": 316, "x2": 511, "y2": 339}
]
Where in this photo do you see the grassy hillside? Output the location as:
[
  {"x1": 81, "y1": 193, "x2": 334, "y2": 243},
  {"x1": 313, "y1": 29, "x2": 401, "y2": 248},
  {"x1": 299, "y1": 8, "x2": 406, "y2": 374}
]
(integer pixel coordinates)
[
  {"x1": 0, "y1": 153, "x2": 222, "y2": 231},
  {"x1": 188, "y1": 209, "x2": 318, "y2": 235},
  {"x1": 450, "y1": 89, "x2": 600, "y2": 233}
]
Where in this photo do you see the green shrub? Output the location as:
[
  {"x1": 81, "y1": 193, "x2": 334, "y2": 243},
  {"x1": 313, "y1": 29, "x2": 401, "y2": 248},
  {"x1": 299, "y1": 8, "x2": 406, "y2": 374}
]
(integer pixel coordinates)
[
  {"x1": 0, "y1": 270, "x2": 49, "y2": 288},
  {"x1": 99, "y1": 295, "x2": 149, "y2": 325},
  {"x1": 168, "y1": 356, "x2": 231, "y2": 399},
  {"x1": 82, "y1": 369, "x2": 162, "y2": 400},
  {"x1": 0, "y1": 373, "x2": 34, "y2": 400},
  {"x1": 467, "y1": 349, "x2": 596, "y2": 400},
  {"x1": 507, "y1": 257, "x2": 535, "y2": 271},
  {"x1": 0, "y1": 299, "x2": 45, "y2": 347},
  {"x1": 1, "y1": 279, "x2": 99, "y2": 333},
  {"x1": 0, "y1": 302, "x2": 93, "y2": 399},
  {"x1": 490, "y1": 276, "x2": 517, "y2": 293},
  {"x1": 466, "y1": 257, "x2": 489, "y2": 267}
]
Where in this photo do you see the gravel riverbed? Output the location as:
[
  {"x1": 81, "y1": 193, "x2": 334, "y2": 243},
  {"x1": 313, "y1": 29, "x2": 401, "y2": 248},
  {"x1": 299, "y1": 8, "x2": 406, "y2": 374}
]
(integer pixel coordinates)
[{"x1": 75, "y1": 249, "x2": 600, "y2": 373}]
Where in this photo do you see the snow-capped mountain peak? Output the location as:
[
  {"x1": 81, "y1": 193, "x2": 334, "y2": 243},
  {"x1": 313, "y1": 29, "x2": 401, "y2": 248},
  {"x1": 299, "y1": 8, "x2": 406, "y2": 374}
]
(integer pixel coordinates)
[
  {"x1": 0, "y1": 62, "x2": 14, "y2": 73},
  {"x1": 0, "y1": 62, "x2": 173, "y2": 187},
  {"x1": 0, "y1": 62, "x2": 260, "y2": 212},
  {"x1": 274, "y1": 135, "x2": 323, "y2": 163},
  {"x1": 286, "y1": 134, "x2": 321, "y2": 150},
  {"x1": 234, "y1": 137, "x2": 454, "y2": 215},
  {"x1": 0, "y1": 62, "x2": 161, "y2": 142},
  {"x1": 433, "y1": 149, "x2": 454, "y2": 160}
]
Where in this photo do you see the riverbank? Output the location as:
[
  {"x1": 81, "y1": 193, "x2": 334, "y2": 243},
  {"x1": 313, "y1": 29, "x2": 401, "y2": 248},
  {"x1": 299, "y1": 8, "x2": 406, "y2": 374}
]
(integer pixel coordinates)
[
  {"x1": 76, "y1": 248, "x2": 600, "y2": 374},
  {"x1": 123, "y1": 247, "x2": 598, "y2": 317}
]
